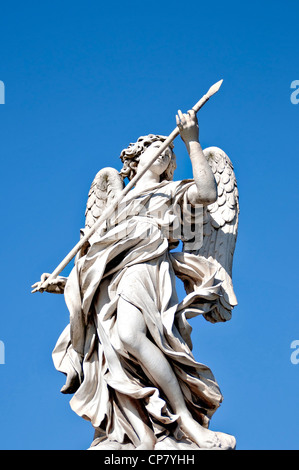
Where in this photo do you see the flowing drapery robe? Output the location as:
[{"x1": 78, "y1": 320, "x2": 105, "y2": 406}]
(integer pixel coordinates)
[{"x1": 52, "y1": 179, "x2": 224, "y2": 447}]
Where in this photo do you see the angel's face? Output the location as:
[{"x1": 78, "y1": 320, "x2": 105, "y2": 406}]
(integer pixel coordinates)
[{"x1": 139, "y1": 141, "x2": 172, "y2": 176}]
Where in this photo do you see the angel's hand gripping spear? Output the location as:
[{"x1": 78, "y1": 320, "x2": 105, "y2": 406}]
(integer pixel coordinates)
[{"x1": 32, "y1": 80, "x2": 223, "y2": 294}]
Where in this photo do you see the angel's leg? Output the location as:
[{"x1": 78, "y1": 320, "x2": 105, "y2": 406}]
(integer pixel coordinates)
[{"x1": 117, "y1": 297, "x2": 223, "y2": 449}]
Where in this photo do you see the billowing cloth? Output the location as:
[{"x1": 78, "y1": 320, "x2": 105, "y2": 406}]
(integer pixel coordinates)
[{"x1": 52, "y1": 180, "x2": 223, "y2": 447}]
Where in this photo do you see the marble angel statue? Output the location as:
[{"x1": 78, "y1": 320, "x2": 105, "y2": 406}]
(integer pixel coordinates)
[{"x1": 32, "y1": 108, "x2": 239, "y2": 450}]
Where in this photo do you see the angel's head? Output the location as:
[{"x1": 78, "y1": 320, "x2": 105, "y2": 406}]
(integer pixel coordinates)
[{"x1": 119, "y1": 134, "x2": 177, "y2": 182}]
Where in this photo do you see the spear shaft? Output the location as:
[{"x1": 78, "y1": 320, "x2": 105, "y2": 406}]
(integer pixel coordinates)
[{"x1": 34, "y1": 79, "x2": 223, "y2": 292}]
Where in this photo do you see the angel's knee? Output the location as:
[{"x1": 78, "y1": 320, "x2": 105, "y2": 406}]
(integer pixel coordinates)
[
  {"x1": 119, "y1": 330, "x2": 147, "y2": 357},
  {"x1": 117, "y1": 297, "x2": 147, "y2": 355}
]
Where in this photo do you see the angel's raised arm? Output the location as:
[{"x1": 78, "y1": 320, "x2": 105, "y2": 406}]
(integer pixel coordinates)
[{"x1": 176, "y1": 109, "x2": 217, "y2": 206}]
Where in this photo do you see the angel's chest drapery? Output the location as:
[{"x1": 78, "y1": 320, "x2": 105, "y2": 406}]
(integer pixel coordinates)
[
  {"x1": 89, "y1": 179, "x2": 198, "y2": 250},
  {"x1": 76, "y1": 180, "x2": 196, "y2": 298}
]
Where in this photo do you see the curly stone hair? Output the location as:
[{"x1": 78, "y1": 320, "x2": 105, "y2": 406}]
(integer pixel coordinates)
[{"x1": 119, "y1": 134, "x2": 176, "y2": 182}]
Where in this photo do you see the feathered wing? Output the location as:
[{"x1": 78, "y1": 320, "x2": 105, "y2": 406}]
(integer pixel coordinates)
[
  {"x1": 77, "y1": 167, "x2": 124, "y2": 258},
  {"x1": 195, "y1": 146, "x2": 239, "y2": 323},
  {"x1": 85, "y1": 167, "x2": 124, "y2": 230}
]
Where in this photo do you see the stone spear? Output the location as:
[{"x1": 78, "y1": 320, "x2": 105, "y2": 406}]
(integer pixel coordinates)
[{"x1": 32, "y1": 79, "x2": 223, "y2": 293}]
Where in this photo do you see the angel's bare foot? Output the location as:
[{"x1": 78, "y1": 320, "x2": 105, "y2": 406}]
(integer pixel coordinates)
[
  {"x1": 180, "y1": 413, "x2": 234, "y2": 449},
  {"x1": 215, "y1": 432, "x2": 236, "y2": 450}
]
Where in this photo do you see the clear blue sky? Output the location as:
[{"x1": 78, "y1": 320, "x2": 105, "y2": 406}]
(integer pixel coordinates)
[{"x1": 0, "y1": 0, "x2": 298, "y2": 450}]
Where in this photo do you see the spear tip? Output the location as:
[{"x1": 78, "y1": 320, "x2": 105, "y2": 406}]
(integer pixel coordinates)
[{"x1": 208, "y1": 79, "x2": 223, "y2": 96}]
